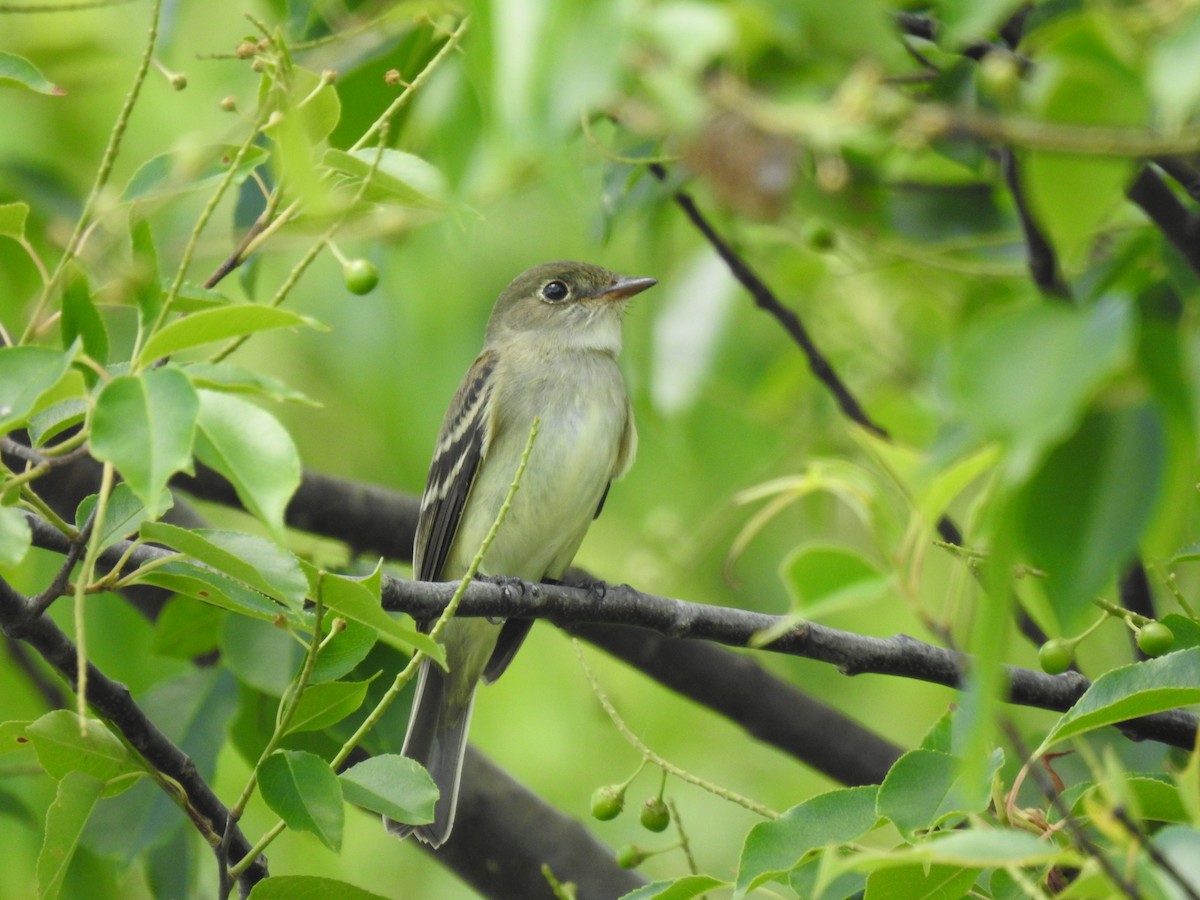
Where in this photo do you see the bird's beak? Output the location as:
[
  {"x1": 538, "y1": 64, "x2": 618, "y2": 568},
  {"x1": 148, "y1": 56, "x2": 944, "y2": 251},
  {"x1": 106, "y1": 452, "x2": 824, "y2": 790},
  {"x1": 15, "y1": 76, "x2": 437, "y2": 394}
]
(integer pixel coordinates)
[{"x1": 594, "y1": 275, "x2": 658, "y2": 302}]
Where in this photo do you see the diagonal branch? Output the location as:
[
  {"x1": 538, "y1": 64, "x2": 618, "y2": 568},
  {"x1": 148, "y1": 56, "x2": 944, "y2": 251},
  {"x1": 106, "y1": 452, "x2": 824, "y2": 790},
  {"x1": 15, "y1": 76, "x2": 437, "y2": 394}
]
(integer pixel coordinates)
[{"x1": 0, "y1": 576, "x2": 269, "y2": 896}]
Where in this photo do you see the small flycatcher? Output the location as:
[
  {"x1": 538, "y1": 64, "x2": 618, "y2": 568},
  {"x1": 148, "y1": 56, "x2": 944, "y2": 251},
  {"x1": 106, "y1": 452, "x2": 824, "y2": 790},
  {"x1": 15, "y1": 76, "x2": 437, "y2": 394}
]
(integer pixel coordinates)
[{"x1": 389, "y1": 261, "x2": 656, "y2": 846}]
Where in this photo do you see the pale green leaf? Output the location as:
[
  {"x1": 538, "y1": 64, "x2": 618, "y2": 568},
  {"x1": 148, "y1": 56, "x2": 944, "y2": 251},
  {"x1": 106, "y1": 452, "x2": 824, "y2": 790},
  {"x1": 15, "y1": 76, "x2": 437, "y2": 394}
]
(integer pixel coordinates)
[
  {"x1": 338, "y1": 754, "x2": 437, "y2": 825},
  {"x1": 0, "y1": 51, "x2": 64, "y2": 95},
  {"x1": 0, "y1": 201, "x2": 30, "y2": 238},
  {"x1": 37, "y1": 772, "x2": 104, "y2": 900},
  {"x1": 0, "y1": 506, "x2": 31, "y2": 566},
  {"x1": 122, "y1": 144, "x2": 268, "y2": 202}
]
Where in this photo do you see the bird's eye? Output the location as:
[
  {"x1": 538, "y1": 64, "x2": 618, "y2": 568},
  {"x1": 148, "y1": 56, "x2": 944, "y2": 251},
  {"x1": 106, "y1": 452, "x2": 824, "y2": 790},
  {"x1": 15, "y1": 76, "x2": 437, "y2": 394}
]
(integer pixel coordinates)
[{"x1": 541, "y1": 280, "x2": 569, "y2": 302}]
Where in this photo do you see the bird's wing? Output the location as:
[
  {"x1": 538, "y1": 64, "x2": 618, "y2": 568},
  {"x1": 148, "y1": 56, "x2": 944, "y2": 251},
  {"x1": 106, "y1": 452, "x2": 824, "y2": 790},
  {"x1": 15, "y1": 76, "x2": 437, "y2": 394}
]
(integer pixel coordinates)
[{"x1": 413, "y1": 351, "x2": 498, "y2": 583}]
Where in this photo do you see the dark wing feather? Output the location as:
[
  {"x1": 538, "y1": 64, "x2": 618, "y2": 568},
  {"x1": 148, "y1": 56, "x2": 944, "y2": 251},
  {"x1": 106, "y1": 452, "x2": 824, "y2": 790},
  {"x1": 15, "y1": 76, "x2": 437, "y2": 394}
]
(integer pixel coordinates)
[{"x1": 413, "y1": 352, "x2": 497, "y2": 583}]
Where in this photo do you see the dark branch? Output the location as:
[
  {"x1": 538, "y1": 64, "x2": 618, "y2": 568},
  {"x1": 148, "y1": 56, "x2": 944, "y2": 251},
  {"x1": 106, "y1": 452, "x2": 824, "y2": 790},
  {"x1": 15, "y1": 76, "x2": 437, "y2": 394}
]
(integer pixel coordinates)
[
  {"x1": 999, "y1": 148, "x2": 1072, "y2": 299},
  {"x1": 1127, "y1": 165, "x2": 1200, "y2": 278},
  {"x1": 646, "y1": 163, "x2": 889, "y2": 438},
  {"x1": 26, "y1": 515, "x2": 1197, "y2": 751}
]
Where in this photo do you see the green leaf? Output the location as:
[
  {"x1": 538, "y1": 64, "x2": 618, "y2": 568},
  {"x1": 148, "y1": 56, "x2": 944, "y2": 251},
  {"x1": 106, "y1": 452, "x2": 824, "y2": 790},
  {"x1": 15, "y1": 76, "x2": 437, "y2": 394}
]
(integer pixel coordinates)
[
  {"x1": 1150, "y1": 13, "x2": 1200, "y2": 130},
  {"x1": 779, "y1": 543, "x2": 889, "y2": 618},
  {"x1": 1068, "y1": 776, "x2": 1190, "y2": 825},
  {"x1": 258, "y1": 750, "x2": 344, "y2": 851},
  {"x1": 140, "y1": 523, "x2": 307, "y2": 610},
  {"x1": 0, "y1": 506, "x2": 31, "y2": 566},
  {"x1": 28, "y1": 398, "x2": 87, "y2": 447},
  {"x1": 130, "y1": 217, "x2": 161, "y2": 326},
  {"x1": 121, "y1": 144, "x2": 269, "y2": 202},
  {"x1": 1160, "y1": 614, "x2": 1200, "y2": 651},
  {"x1": 37, "y1": 772, "x2": 104, "y2": 900},
  {"x1": 284, "y1": 679, "x2": 372, "y2": 734},
  {"x1": 864, "y1": 864, "x2": 980, "y2": 900},
  {"x1": 877, "y1": 749, "x2": 1003, "y2": 841},
  {"x1": 1149, "y1": 826, "x2": 1200, "y2": 896},
  {"x1": 618, "y1": 876, "x2": 730, "y2": 900},
  {"x1": 310, "y1": 618, "x2": 377, "y2": 684},
  {"x1": 0, "y1": 51, "x2": 64, "y2": 95},
  {"x1": 90, "y1": 368, "x2": 198, "y2": 514},
  {"x1": 313, "y1": 564, "x2": 444, "y2": 662},
  {"x1": 139, "y1": 305, "x2": 320, "y2": 365},
  {"x1": 0, "y1": 345, "x2": 78, "y2": 437},
  {"x1": 26, "y1": 711, "x2": 144, "y2": 794},
  {"x1": 734, "y1": 785, "x2": 879, "y2": 898},
  {"x1": 337, "y1": 754, "x2": 437, "y2": 825},
  {"x1": 136, "y1": 560, "x2": 302, "y2": 624},
  {"x1": 0, "y1": 201, "x2": 30, "y2": 238},
  {"x1": 917, "y1": 828, "x2": 1066, "y2": 866},
  {"x1": 951, "y1": 298, "x2": 1131, "y2": 479},
  {"x1": 1041, "y1": 648, "x2": 1200, "y2": 750},
  {"x1": 61, "y1": 267, "x2": 108, "y2": 366},
  {"x1": 248, "y1": 876, "x2": 390, "y2": 900},
  {"x1": 323, "y1": 148, "x2": 448, "y2": 208},
  {"x1": 193, "y1": 390, "x2": 301, "y2": 541},
  {"x1": 221, "y1": 616, "x2": 303, "y2": 696},
  {"x1": 1015, "y1": 404, "x2": 1166, "y2": 631},
  {"x1": 75, "y1": 483, "x2": 153, "y2": 551},
  {"x1": 183, "y1": 362, "x2": 316, "y2": 405},
  {"x1": 150, "y1": 597, "x2": 224, "y2": 659},
  {"x1": 1023, "y1": 16, "x2": 1144, "y2": 262}
]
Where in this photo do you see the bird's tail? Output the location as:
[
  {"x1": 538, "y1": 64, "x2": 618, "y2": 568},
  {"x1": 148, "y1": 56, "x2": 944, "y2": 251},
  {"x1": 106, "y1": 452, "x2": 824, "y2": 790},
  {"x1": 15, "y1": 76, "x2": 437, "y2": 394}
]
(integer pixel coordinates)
[{"x1": 386, "y1": 658, "x2": 474, "y2": 847}]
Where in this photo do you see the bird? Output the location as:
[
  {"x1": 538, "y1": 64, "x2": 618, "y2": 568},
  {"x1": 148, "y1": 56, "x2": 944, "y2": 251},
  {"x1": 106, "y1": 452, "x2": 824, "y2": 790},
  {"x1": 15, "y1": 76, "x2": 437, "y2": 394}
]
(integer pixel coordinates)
[{"x1": 388, "y1": 260, "x2": 657, "y2": 847}]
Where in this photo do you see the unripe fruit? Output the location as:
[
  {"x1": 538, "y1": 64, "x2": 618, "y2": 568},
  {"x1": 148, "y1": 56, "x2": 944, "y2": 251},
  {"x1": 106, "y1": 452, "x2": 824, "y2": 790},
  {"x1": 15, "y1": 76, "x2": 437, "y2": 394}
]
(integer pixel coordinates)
[
  {"x1": 1137, "y1": 622, "x2": 1174, "y2": 657},
  {"x1": 343, "y1": 259, "x2": 379, "y2": 295},
  {"x1": 640, "y1": 797, "x2": 670, "y2": 832},
  {"x1": 590, "y1": 784, "x2": 624, "y2": 821},
  {"x1": 616, "y1": 843, "x2": 646, "y2": 869},
  {"x1": 1038, "y1": 639, "x2": 1073, "y2": 675}
]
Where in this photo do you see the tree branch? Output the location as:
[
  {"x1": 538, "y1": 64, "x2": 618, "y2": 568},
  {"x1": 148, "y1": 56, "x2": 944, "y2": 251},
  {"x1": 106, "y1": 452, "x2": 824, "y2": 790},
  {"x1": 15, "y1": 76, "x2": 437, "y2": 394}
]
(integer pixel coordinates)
[
  {"x1": 1126, "y1": 164, "x2": 1200, "y2": 278},
  {"x1": 25, "y1": 514, "x2": 1198, "y2": 750}
]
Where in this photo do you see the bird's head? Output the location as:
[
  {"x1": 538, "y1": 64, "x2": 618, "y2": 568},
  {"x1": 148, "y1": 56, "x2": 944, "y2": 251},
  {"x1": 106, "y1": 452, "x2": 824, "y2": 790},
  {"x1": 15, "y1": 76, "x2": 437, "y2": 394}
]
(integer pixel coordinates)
[{"x1": 485, "y1": 261, "x2": 657, "y2": 353}]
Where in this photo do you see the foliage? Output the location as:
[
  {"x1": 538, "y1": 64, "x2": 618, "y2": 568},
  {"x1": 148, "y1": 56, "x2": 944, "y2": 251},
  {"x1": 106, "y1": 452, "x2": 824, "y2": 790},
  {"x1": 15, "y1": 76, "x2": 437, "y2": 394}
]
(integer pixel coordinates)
[{"x1": 2, "y1": 0, "x2": 1200, "y2": 898}]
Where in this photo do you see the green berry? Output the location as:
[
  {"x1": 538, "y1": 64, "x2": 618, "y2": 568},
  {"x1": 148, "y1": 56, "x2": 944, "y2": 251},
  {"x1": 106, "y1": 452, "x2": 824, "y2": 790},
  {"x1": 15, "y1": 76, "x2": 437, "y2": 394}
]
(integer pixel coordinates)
[
  {"x1": 640, "y1": 797, "x2": 670, "y2": 832},
  {"x1": 590, "y1": 784, "x2": 624, "y2": 821},
  {"x1": 1137, "y1": 622, "x2": 1174, "y2": 657},
  {"x1": 615, "y1": 843, "x2": 646, "y2": 869},
  {"x1": 1038, "y1": 639, "x2": 1073, "y2": 675},
  {"x1": 343, "y1": 259, "x2": 379, "y2": 295}
]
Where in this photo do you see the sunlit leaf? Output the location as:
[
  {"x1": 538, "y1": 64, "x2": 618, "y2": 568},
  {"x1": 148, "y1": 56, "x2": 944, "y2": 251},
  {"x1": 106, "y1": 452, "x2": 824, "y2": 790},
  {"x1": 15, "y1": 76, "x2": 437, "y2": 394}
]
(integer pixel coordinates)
[
  {"x1": 139, "y1": 305, "x2": 320, "y2": 365},
  {"x1": 37, "y1": 772, "x2": 103, "y2": 900},
  {"x1": 338, "y1": 754, "x2": 437, "y2": 825}
]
